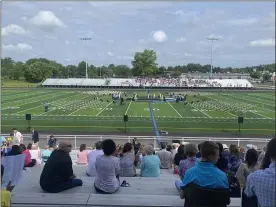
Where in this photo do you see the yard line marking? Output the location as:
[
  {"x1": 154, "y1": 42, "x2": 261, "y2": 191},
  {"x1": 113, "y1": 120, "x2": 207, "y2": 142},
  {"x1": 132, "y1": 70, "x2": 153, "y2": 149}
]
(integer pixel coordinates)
[
  {"x1": 218, "y1": 94, "x2": 276, "y2": 117},
  {"x1": 37, "y1": 93, "x2": 89, "y2": 116},
  {"x1": 225, "y1": 94, "x2": 275, "y2": 112},
  {"x1": 3, "y1": 92, "x2": 71, "y2": 111},
  {"x1": 67, "y1": 104, "x2": 88, "y2": 116},
  {"x1": 167, "y1": 102, "x2": 182, "y2": 118},
  {"x1": 125, "y1": 101, "x2": 132, "y2": 115},
  {"x1": 205, "y1": 96, "x2": 236, "y2": 118},
  {"x1": 11, "y1": 105, "x2": 45, "y2": 115},
  {"x1": 2, "y1": 91, "x2": 58, "y2": 107},
  {"x1": 96, "y1": 102, "x2": 113, "y2": 116},
  {"x1": 191, "y1": 105, "x2": 212, "y2": 118},
  {"x1": 249, "y1": 111, "x2": 270, "y2": 119}
]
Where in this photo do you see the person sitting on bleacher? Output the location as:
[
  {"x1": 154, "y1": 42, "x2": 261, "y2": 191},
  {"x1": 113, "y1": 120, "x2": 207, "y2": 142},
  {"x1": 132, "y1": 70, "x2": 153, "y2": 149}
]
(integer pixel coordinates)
[
  {"x1": 94, "y1": 139, "x2": 120, "y2": 194},
  {"x1": 28, "y1": 143, "x2": 42, "y2": 165},
  {"x1": 1, "y1": 165, "x2": 11, "y2": 207},
  {"x1": 19, "y1": 144, "x2": 36, "y2": 168},
  {"x1": 179, "y1": 141, "x2": 230, "y2": 206},
  {"x1": 140, "y1": 145, "x2": 160, "y2": 177},
  {"x1": 119, "y1": 143, "x2": 139, "y2": 177},
  {"x1": 40, "y1": 141, "x2": 83, "y2": 193},
  {"x1": 156, "y1": 143, "x2": 172, "y2": 169},
  {"x1": 215, "y1": 142, "x2": 229, "y2": 173},
  {"x1": 42, "y1": 145, "x2": 53, "y2": 163},
  {"x1": 175, "y1": 144, "x2": 200, "y2": 191},
  {"x1": 7, "y1": 145, "x2": 21, "y2": 156},
  {"x1": 236, "y1": 149, "x2": 259, "y2": 207},
  {"x1": 76, "y1": 144, "x2": 88, "y2": 165},
  {"x1": 244, "y1": 138, "x2": 276, "y2": 207},
  {"x1": 173, "y1": 145, "x2": 187, "y2": 174},
  {"x1": 47, "y1": 135, "x2": 57, "y2": 148},
  {"x1": 87, "y1": 141, "x2": 103, "y2": 177}
]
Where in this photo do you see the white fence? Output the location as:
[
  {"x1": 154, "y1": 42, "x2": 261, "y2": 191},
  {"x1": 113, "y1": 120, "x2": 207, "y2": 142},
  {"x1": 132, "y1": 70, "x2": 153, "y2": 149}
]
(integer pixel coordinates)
[{"x1": 2, "y1": 134, "x2": 271, "y2": 150}]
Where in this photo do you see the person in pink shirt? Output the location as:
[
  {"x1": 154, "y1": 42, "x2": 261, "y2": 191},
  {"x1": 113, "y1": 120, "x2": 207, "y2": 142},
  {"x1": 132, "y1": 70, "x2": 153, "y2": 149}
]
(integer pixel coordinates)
[
  {"x1": 77, "y1": 144, "x2": 88, "y2": 165},
  {"x1": 19, "y1": 144, "x2": 36, "y2": 167}
]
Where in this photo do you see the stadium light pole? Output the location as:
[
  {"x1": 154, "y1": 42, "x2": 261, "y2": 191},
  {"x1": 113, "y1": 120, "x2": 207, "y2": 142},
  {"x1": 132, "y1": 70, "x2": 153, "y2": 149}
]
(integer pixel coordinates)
[
  {"x1": 206, "y1": 37, "x2": 219, "y2": 79},
  {"x1": 79, "y1": 37, "x2": 92, "y2": 79}
]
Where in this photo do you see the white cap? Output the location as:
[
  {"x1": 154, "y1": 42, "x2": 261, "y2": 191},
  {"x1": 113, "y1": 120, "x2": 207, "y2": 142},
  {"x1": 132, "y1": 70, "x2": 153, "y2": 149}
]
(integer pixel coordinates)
[{"x1": 222, "y1": 144, "x2": 228, "y2": 149}]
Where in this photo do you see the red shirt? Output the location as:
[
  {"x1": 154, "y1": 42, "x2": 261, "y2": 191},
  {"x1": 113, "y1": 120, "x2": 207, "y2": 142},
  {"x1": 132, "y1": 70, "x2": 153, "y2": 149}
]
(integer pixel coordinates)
[{"x1": 22, "y1": 149, "x2": 32, "y2": 166}]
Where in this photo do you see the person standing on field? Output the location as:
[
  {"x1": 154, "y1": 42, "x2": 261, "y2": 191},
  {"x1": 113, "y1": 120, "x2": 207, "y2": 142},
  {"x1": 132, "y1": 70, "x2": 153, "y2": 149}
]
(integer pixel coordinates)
[
  {"x1": 31, "y1": 128, "x2": 39, "y2": 145},
  {"x1": 12, "y1": 128, "x2": 23, "y2": 146}
]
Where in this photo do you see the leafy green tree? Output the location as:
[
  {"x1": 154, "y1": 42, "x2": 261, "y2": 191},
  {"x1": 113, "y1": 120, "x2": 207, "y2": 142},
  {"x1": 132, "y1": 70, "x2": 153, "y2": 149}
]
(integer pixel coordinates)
[
  {"x1": 77, "y1": 61, "x2": 87, "y2": 77},
  {"x1": 262, "y1": 73, "x2": 272, "y2": 82},
  {"x1": 24, "y1": 61, "x2": 54, "y2": 82},
  {"x1": 1, "y1": 57, "x2": 15, "y2": 78},
  {"x1": 132, "y1": 49, "x2": 158, "y2": 76},
  {"x1": 66, "y1": 65, "x2": 78, "y2": 78},
  {"x1": 112, "y1": 65, "x2": 131, "y2": 77},
  {"x1": 250, "y1": 71, "x2": 261, "y2": 79}
]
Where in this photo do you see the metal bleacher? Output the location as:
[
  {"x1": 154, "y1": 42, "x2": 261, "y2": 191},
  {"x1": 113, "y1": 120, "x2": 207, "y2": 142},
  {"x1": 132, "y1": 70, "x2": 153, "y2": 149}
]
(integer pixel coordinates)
[
  {"x1": 11, "y1": 150, "x2": 241, "y2": 207},
  {"x1": 12, "y1": 165, "x2": 241, "y2": 207}
]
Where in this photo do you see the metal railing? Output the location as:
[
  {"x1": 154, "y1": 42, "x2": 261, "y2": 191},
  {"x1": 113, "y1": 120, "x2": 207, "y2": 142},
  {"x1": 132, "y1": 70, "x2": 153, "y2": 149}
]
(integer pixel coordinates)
[{"x1": 1, "y1": 134, "x2": 271, "y2": 150}]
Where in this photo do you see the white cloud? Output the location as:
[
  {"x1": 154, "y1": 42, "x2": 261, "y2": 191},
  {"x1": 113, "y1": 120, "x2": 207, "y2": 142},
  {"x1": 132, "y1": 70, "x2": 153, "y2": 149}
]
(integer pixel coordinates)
[
  {"x1": 29, "y1": 11, "x2": 66, "y2": 30},
  {"x1": 249, "y1": 38, "x2": 275, "y2": 47},
  {"x1": 153, "y1": 30, "x2": 167, "y2": 43},
  {"x1": 64, "y1": 58, "x2": 71, "y2": 61},
  {"x1": 226, "y1": 18, "x2": 258, "y2": 26},
  {"x1": 61, "y1": 7, "x2": 73, "y2": 11},
  {"x1": 139, "y1": 39, "x2": 148, "y2": 44},
  {"x1": 116, "y1": 55, "x2": 134, "y2": 60},
  {"x1": 184, "y1": 53, "x2": 192, "y2": 57},
  {"x1": 108, "y1": 51, "x2": 114, "y2": 56},
  {"x1": 107, "y1": 40, "x2": 115, "y2": 44},
  {"x1": 2, "y1": 24, "x2": 27, "y2": 36},
  {"x1": 65, "y1": 40, "x2": 70, "y2": 44},
  {"x1": 176, "y1": 37, "x2": 186, "y2": 43},
  {"x1": 3, "y1": 43, "x2": 32, "y2": 51},
  {"x1": 169, "y1": 10, "x2": 185, "y2": 16},
  {"x1": 44, "y1": 34, "x2": 57, "y2": 40}
]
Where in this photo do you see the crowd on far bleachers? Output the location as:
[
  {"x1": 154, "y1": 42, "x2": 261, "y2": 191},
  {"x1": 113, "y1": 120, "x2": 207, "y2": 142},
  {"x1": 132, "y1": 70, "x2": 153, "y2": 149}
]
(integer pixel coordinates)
[
  {"x1": 135, "y1": 77, "x2": 182, "y2": 87},
  {"x1": 42, "y1": 77, "x2": 253, "y2": 88},
  {"x1": 1, "y1": 129, "x2": 275, "y2": 207}
]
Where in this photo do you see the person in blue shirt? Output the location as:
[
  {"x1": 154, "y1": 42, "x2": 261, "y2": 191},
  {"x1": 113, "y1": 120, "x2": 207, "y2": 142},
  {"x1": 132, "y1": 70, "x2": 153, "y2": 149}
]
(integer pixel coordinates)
[
  {"x1": 140, "y1": 145, "x2": 160, "y2": 177},
  {"x1": 179, "y1": 141, "x2": 229, "y2": 199},
  {"x1": 47, "y1": 135, "x2": 57, "y2": 148},
  {"x1": 42, "y1": 146, "x2": 54, "y2": 163},
  {"x1": 1, "y1": 136, "x2": 6, "y2": 147}
]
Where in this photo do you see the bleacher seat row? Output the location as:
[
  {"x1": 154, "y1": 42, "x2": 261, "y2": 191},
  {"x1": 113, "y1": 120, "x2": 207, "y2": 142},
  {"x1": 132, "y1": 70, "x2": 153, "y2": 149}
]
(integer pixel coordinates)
[
  {"x1": 12, "y1": 165, "x2": 241, "y2": 207},
  {"x1": 42, "y1": 78, "x2": 253, "y2": 88}
]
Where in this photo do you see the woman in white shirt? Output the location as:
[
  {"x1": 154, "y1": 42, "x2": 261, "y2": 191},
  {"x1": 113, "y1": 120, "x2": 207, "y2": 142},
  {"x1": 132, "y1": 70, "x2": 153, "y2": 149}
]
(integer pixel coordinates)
[{"x1": 28, "y1": 143, "x2": 42, "y2": 165}]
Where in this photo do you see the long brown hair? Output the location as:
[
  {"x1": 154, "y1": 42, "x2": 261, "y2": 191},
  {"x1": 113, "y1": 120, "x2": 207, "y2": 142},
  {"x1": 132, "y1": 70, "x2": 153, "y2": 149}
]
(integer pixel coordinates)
[{"x1": 79, "y1": 144, "x2": 86, "y2": 152}]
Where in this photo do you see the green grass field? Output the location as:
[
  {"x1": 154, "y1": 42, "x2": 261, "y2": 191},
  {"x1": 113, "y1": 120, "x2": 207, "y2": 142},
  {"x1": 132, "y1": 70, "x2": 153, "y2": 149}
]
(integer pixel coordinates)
[
  {"x1": 1, "y1": 79, "x2": 39, "y2": 88},
  {"x1": 1, "y1": 88, "x2": 275, "y2": 135}
]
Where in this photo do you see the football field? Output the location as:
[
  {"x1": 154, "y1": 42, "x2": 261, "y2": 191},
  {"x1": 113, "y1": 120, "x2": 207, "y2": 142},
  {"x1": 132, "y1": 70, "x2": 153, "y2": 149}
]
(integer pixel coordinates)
[{"x1": 1, "y1": 89, "x2": 275, "y2": 135}]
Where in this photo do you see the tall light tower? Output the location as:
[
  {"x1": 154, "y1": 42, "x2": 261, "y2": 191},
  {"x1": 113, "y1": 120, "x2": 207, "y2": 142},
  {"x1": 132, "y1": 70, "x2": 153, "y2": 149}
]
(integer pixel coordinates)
[
  {"x1": 206, "y1": 37, "x2": 219, "y2": 79},
  {"x1": 80, "y1": 37, "x2": 92, "y2": 79}
]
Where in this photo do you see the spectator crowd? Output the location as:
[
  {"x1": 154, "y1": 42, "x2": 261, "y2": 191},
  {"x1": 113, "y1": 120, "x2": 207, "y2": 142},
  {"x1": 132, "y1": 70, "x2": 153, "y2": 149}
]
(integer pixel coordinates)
[{"x1": 1, "y1": 130, "x2": 275, "y2": 207}]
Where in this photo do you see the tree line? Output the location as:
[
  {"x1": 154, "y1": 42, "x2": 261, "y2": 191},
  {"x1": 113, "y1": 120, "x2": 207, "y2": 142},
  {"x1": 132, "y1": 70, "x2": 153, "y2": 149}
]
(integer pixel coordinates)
[{"x1": 1, "y1": 49, "x2": 275, "y2": 83}]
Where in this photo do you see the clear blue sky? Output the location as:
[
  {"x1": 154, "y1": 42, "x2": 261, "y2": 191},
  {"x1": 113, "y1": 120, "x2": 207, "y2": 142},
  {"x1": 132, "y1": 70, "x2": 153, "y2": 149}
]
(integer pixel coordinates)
[{"x1": 2, "y1": 1, "x2": 275, "y2": 68}]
